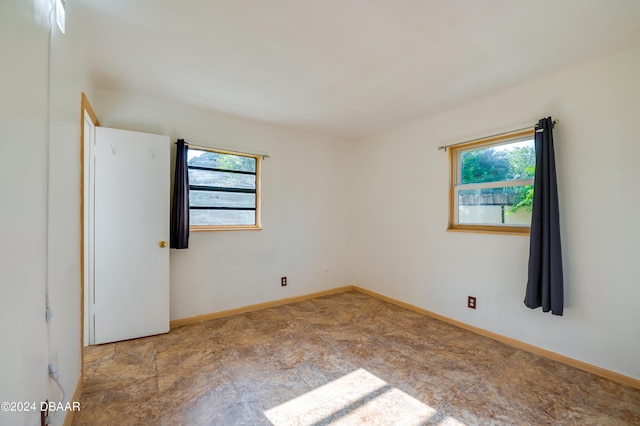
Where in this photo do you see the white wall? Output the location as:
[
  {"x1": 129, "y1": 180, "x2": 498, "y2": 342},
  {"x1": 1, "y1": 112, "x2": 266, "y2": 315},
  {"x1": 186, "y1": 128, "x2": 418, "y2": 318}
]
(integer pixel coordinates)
[
  {"x1": 93, "y1": 90, "x2": 356, "y2": 321},
  {"x1": 353, "y1": 46, "x2": 640, "y2": 379},
  {"x1": 0, "y1": 1, "x2": 91, "y2": 425},
  {"x1": 0, "y1": 2, "x2": 49, "y2": 425}
]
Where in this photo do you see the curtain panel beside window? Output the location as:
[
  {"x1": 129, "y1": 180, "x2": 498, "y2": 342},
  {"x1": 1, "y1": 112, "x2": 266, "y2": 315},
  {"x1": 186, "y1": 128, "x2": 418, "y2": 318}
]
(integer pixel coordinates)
[
  {"x1": 170, "y1": 139, "x2": 189, "y2": 249},
  {"x1": 524, "y1": 117, "x2": 563, "y2": 315}
]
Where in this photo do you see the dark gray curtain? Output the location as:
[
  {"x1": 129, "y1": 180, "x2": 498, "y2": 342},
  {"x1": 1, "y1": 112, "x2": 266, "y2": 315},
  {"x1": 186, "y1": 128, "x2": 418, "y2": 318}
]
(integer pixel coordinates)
[
  {"x1": 170, "y1": 139, "x2": 189, "y2": 249},
  {"x1": 524, "y1": 117, "x2": 563, "y2": 315}
]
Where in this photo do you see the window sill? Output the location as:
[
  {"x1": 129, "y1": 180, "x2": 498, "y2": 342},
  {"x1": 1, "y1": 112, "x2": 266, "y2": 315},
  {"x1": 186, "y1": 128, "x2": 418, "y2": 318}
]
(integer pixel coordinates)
[
  {"x1": 190, "y1": 225, "x2": 262, "y2": 232},
  {"x1": 447, "y1": 226, "x2": 530, "y2": 236}
]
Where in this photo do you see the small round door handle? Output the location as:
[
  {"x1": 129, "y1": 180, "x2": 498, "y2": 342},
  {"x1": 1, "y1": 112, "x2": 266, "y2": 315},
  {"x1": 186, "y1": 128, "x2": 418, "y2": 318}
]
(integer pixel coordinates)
[{"x1": 159, "y1": 241, "x2": 167, "y2": 248}]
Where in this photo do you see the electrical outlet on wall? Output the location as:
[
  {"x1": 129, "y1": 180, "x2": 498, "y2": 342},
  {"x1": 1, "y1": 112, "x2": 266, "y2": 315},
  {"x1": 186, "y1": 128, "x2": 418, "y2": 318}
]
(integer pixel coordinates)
[
  {"x1": 281, "y1": 277, "x2": 287, "y2": 286},
  {"x1": 468, "y1": 296, "x2": 477, "y2": 309}
]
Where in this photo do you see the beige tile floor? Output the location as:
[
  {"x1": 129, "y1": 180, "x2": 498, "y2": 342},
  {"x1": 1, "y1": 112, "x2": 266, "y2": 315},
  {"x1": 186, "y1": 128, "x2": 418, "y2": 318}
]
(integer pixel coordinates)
[{"x1": 73, "y1": 291, "x2": 640, "y2": 425}]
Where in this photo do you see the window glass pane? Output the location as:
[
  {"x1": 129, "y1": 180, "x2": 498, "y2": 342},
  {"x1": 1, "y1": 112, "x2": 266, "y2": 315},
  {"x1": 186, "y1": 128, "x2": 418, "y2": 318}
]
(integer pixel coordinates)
[
  {"x1": 460, "y1": 138, "x2": 534, "y2": 185},
  {"x1": 187, "y1": 149, "x2": 256, "y2": 172},
  {"x1": 190, "y1": 190, "x2": 256, "y2": 208},
  {"x1": 190, "y1": 209, "x2": 256, "y2": 226},
  {"x1": 188, "y1": 169, "x2": 256, "y2": 189},
  {"x1": 458, "y1": 186, "x2": 533, "y2": 226}
]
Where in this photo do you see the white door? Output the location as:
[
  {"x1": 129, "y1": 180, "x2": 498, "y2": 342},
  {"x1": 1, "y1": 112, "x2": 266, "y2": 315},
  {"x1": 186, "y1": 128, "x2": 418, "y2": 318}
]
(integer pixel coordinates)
[{"x1": 93, "y1": 127, "x2": 170, "y2": 344}]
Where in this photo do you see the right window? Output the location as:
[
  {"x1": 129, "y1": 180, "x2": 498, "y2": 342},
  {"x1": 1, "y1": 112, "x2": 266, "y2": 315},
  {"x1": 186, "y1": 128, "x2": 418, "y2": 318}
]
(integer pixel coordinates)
[{"x1": 449, "y1": 129, "x2": 535, "y2": 234}]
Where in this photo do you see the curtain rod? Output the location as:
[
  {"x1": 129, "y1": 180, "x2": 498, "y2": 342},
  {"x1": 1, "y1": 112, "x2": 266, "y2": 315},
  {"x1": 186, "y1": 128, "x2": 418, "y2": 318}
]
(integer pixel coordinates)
[
  {"x1": 175, "y1": 139, "x2": 270, "y2": 159},
  {"x1": 437, "y1": 119, "x2": 559, "y2": 152}
]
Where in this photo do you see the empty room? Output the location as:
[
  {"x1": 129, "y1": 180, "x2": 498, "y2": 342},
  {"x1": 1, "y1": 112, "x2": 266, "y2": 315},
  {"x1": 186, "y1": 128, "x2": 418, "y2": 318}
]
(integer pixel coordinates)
[{"x1": 2, "y1": 0, "x2": 640, "y2": 425}]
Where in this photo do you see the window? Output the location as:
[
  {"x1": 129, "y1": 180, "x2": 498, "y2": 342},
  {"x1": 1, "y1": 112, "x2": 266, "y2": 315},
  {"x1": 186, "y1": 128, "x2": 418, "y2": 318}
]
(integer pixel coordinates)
[
  {"x1": 187, "y1": 147, "x2": 261, "y2": 230},
  {"x1": 449, "y1": 129, "x2": 535, "y2": 234}
]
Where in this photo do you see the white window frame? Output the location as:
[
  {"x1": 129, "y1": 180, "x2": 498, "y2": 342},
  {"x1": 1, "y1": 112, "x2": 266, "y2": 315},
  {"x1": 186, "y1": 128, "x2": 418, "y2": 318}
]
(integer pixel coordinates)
[{"x1": 449, "y1": 129, "x2": 535, "y2": 235}]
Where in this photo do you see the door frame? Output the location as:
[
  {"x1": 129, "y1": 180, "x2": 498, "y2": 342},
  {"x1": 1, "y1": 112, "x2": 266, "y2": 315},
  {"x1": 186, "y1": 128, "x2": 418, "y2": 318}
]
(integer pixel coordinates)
[{"x1": 80, "y1": 92, "x2": 99, "y2": 373}]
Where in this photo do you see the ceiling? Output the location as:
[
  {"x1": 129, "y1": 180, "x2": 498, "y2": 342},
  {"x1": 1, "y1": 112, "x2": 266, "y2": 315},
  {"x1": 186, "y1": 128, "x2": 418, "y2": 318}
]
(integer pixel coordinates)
[{"x1": 74, "y1": 0, "x2": 640, "y2": 138}]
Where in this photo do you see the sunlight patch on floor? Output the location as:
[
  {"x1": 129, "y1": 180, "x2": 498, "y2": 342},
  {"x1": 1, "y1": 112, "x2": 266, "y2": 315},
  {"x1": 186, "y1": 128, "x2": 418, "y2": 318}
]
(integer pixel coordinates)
[
  {"x1": 264, "y1": 368, "x2": 441, "y2": 425},
  {"x1": 438, "y1": 417, "x2": 467, "y2": 425}
]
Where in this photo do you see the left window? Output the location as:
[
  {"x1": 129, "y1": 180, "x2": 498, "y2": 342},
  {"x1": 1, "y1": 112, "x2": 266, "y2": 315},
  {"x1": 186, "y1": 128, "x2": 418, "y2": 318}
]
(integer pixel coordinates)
[{"x1": 187, "y1": 147, "x2": 261, "y2": 230}]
